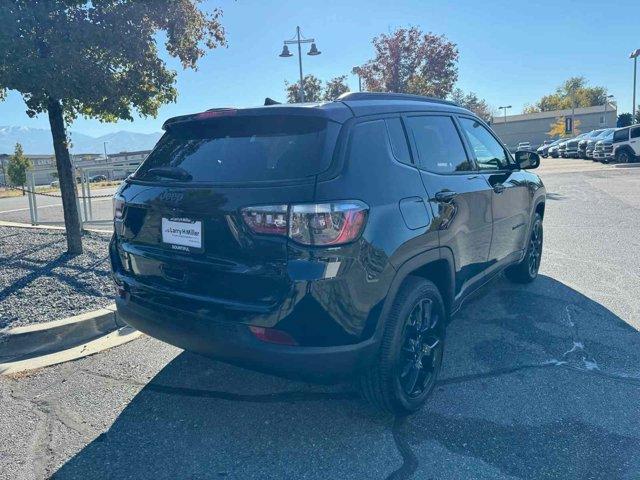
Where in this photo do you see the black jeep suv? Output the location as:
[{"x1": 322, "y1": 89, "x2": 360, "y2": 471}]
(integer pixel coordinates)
[{"x1": 110, "y1": 92, "x2": 546, "y2": 414}]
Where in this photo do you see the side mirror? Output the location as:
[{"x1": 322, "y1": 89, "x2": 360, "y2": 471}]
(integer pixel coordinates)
[{"x1": 515, "y1": 150, "x2": 540, "y2": 169}]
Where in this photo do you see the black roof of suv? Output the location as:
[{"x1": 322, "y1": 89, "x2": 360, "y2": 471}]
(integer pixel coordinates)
[
  {"x1": 112, "y1": 92, "x2": 546, "y2": 415},
  {"x1": 163, "y1": 92, "x2": 469, "y2": 128}
]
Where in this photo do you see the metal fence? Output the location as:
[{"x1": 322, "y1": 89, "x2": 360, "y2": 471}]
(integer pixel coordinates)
[{"x1": 4, "y1": 160, "x2": 142, "y2": 231}]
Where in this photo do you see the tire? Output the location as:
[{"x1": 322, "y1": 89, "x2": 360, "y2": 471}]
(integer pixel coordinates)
[
  {"x1": 359, "y1": 276, "x2": 445, "y2": 415},
  {"x1": 616, "y1": 149, "x2": 631, "y2": 164},
  {"x1": 505, "y1": 213, "x2": 543, "y2": 284}
]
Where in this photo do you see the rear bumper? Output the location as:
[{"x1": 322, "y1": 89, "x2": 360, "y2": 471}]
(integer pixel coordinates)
[{"x1": 116, "y1": 295, "x2": 379, "y2": 383}]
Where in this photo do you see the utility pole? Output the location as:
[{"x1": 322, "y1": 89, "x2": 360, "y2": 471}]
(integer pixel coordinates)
[
  {"x1": 352, "y1": 66, "x2": 363, "y2": 92},
  {"x1": 498, "y1": 105, "x2": 512, "y2": 123},
  {"x1": 631, "y1": 49, "x2": 640, "y2": 123},
  {"x1": 604, "y1": 94, "x2": 614, "y2": 127}
]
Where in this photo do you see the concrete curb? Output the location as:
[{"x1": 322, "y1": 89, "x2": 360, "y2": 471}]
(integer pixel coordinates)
[
  {"x1": 0, "y1": 326, "x2": 143, "y2": 375},
  {"x1": 0, "y1": 220, "x2": 112, "y2": 234},
  {"x1": 613, "y1": 163, "x2": 640, "y2": 169},
  {"x1": 0, "y1": 304, "x2": 141, "y2": 374}
]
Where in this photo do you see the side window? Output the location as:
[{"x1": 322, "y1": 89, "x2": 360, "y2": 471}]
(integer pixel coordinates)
[
  {"x1": 347, "y1": 119, "x2": 393, "y2": 167},
  {"x1": 458, "y1": 117, "x2": 512, "y2": 171},
  {"x1": 631, "y1": 127, "x2": 640, "y2": 139},
  {"x1": 405, "y1": 115, "x2": 472, "y2": 173},
  {"x1": 613, "y1": 128, "x2": 629, "y2": 143},
  {"x1": 385, "y1": 118, "x2": 411, "y2": 164}
]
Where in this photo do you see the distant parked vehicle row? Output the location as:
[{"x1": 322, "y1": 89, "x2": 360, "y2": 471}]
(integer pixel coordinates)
[{"x1": 529, "y1": 125, "x2": 640, "y2": 163}]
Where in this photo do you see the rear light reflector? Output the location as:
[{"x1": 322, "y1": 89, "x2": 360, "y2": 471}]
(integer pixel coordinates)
[
  {"x1": 113, "y1": 195, "x2": 125, "y2": 220},
  {"x1": 249, "y1": 326, "x2": 298, "y2": 346},
  {"x1": 241, "y1": 205, "x2": 288, "y2": 235},
  {"x1": 289, "y1": 202, "x2": 368, "y2": 246},
  {"x1": 241, "y1": 201, "x2": 368, "y2": 246}
]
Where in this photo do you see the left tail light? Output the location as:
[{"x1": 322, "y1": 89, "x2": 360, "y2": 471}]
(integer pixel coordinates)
[
  {"x1": 241, "y1": 201, "x2": 368, "y2": 246},
  {"x1": 113, "y1": 195, "x2": 125, "y2": 220}
]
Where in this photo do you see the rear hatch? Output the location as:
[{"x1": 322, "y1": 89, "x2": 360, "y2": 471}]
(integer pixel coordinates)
[{"x1": 113, "y1": 110, "x2": 342, "y2": 315}]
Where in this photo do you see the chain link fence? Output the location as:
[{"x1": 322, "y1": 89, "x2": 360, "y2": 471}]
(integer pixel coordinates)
[{"x1": 0, "y1": 161, "x2": 141, "y2": 230}]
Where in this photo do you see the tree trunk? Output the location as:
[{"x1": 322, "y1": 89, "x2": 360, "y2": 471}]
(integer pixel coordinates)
[{"x1": 47, "y1": 97, "x2": 83, "y2": 254}]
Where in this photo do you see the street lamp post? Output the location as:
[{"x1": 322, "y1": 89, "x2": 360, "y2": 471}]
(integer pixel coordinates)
[
  {"x1": 604, "y1": 94, "x2": 614, "y2": 127},
  {"x1": 498, "y1": 105, "x2": 512, "y2": 123},
  {"x1": 279, "y1": 27, "x2": 321, "y2": 103},
  {"x1": 103, "y1": 141, "x2": 109, "y2": 161},
  {"x1": 351, "y1": 66, "x2": 362, "y2": 92},
  {"x1": 630, "y1": 49, "x2": 640, "y2": 123}
]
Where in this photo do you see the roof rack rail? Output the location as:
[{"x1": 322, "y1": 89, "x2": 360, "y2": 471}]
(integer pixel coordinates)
[{"x1": 336, "y1": 91, "x2": 458, "y2": 106}]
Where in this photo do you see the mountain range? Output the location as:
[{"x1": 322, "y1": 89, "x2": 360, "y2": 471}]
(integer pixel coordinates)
[{"x1": 0, "y1": 126, "x2": 162, "y2": 155}]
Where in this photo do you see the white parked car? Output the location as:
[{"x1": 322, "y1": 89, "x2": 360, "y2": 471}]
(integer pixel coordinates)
[
  {"x1": 517, "y1": 142, "x2": 531, "y2": 151},
  {"x1": 612, "y1": 125, "x2": 640, "y2": 163}
]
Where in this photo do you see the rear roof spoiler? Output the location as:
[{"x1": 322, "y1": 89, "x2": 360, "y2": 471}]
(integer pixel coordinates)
[{"x1": 162, "y1": 104, "x2": 353, "y2": 130}]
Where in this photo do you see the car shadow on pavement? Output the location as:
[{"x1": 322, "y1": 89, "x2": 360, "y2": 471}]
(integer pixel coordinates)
[{"x1": 52, "y1": 275, "x2": 640, "y2": 480}]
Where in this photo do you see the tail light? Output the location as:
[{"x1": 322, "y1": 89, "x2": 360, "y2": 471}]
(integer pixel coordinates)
[
  {"x1": 241, "y1": 201, "x2": 368, "y2": 246},
  {"x1": 113, "y1": 195, "x2": 125, "y2": 220},
  {"x1": 241, "y1": 205, "x2": 288, "y2": 235}
]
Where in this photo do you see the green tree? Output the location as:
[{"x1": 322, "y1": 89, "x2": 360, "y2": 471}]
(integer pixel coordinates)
[
  {"x1": 357, "y1": 27, "x2": 458, "y2": 98},
  {"x1": 635, "y1": 107, "x2": 640, "y2": 125},
  {"x1": 0, "y1": 1, "x2": 226, "y2": 253},
  {"x1": 617, "y1": 113, "x2": 633, "y2": 127},
  {"x1": 449, "y1": 88, "x2": 493, "y2": 122},
  {"x1": 548, "y1": 116, "x2": 581, "y2": 138},
  {"x1": 7, "y1": 143, "x2": 32, "y2": 194},
  {"x1": 527, "y1": 77, "x2": 607, "y2": 113},
  {"x1": 285, "y1": 74, "x2": 323, "y2": 103},
  {"x1": 323, "y1": 75, "x2": 350, "y2": 101}
]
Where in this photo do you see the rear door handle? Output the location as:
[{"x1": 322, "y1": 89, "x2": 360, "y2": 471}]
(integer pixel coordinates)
[
  {"x1": 434, "y1": 190, "x2": 457, "y2": 203},
  {"x1": 493, "y1": 183, "x2": 506, "y2": 194}
]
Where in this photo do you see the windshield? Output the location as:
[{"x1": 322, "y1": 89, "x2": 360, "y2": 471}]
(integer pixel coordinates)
[
  {"x1": 595, "y1": 128, "x2": 615, "y2": 139},
  {"x1": 134, "y1": 116, "x2": 339, "y2": 183}
]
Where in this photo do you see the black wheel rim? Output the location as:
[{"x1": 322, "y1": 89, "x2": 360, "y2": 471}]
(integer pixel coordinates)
[
  {"x1": 398, "y1": 299, "x2": 443, "y2": 398},
  {"x1": 528, "y1": 220, "x2": 543, "y2": 277}
]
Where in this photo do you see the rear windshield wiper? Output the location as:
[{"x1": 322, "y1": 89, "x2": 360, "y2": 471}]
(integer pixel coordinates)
[{"x1": 146, "y1": 166, "x2": 192, "y2": 181}]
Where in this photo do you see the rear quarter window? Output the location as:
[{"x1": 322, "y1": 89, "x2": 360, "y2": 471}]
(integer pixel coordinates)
[
  {"x1": 134, "y1": 115, "x2": 339, "y2": 183},
  {"x1": 613, "y1": 128, "x2": 629, "y2": 143}
]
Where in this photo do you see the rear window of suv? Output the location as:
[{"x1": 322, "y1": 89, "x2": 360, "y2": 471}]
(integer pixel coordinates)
[{"x1": 134, "y1": 115, "x2": 339, "y2": 183}]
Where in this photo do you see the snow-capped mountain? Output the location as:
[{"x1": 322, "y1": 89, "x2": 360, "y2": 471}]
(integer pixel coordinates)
[{"x1": 0, "y1": 126, "x2": 162, "y2": 155}]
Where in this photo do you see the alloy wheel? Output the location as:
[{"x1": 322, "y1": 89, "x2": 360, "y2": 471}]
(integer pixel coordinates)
[
  {"x1": 528, "y1": 220, "x2": 543, "y2": 277},
  {"x1": 398, "y1": 298, "x2": 443, "y2": 398}
]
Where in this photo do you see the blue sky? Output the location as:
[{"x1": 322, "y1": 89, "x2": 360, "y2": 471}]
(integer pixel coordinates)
[{"x1": 1, "y1": 0, "x2": 638, "y2": 136}]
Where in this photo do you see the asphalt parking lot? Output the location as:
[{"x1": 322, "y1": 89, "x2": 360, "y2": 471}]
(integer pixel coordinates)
[
  {"x1": 0, "y1": 186, "x2": 117, "y2": 226},
  {"x1": 1, "y1": 158, "x2": 640, "y2": 480}
]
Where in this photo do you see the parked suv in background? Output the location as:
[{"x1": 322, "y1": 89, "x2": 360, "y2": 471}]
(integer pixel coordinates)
[
  {"x1": 517, "y1": 141, "x2": 531, "y2": 151},
  {"x1": 578, "y1": 129, "x2": 605, "y2": 159},
  {"x1": 557, "y1": 140, "x2": 568, "y2": 157},
  {"x1": 548, "y1": 141, "x2": 562, "y2": 158},
  {"x1": 612, "y1": 125, "x2": 640, "y2": 163},
  {"x1": 586, "y1": 128, "x2": 615, "y2": 160},
  {"x1": 110, "y1": 92, "x2": 546, "y2": 414},
  {"x1": 593, "y1": 131, "x2": 615, "y2": 163},
  {"x1": 564, "y1": 132, "x2": 589, "y2": 158},
  {"x1": 538, "y1": 139, "x2": 560, "y2": 158}
]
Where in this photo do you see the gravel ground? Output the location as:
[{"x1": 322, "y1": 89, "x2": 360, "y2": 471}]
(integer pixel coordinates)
[{"x1": 0, "y1": 227, "x2": 113, "y2": 329}]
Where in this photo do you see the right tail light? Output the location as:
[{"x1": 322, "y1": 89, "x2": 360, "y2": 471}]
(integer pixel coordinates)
[
  {"x1": 241, "y1": 201, "x2": 368, "y2": 246},
  {"x1": 113, "y1": 195, "x2": 125, "y2": 220}
]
